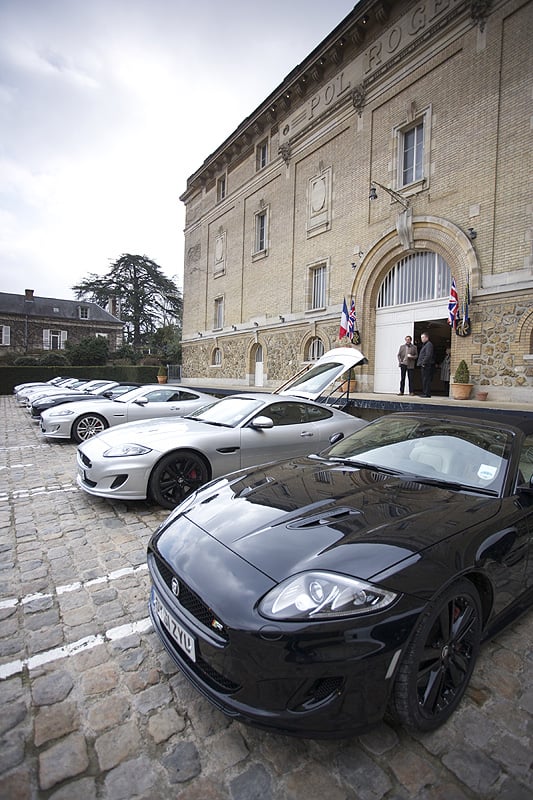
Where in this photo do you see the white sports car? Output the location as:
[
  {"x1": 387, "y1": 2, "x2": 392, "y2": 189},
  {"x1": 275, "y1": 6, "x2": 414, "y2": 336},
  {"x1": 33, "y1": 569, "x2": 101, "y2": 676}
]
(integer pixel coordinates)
[
  {"x1": 76, "y1": 347, "x2": 369, "y2": 508},
  {"x1": 40, "y1": 384, "x2": 214, "y2": 443}
]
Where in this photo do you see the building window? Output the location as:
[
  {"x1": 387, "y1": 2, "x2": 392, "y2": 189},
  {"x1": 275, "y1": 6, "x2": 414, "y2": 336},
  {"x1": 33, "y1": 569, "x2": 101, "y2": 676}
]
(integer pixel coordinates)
[
  {"x1": 306, "y1": 337, "x2": 325, "y2": 361},
  {"x1": 402, "y1": 122, "x2": 424, "y2": 186},
  {"x1": 212, "y1": 347, "x2": 222, "y2": 366},
  {"x1": 214, "y1": 297, "x2": 224, "y2": 330},
  {"x1": 78, "y1": 306, "x2": 89, "y2": 319},
  {"x1": 217, "y1": 175, "x2": 226, "y2": 202},
  {"x1": 377, "y1": 251, "x2": 451, "y2": 308},
  {"x1": 256, "y1": 139, "x2": 268, "y2": 170},
  {"x1": 253, "y1": 207, "x2": 269, "y2": 257},
  {"x1": 43, "y1": 329, "x2": 67, "y2": 350},
  {"x1": 309, "y1": 263, "x2": 327, "y2": 310},
  {"x1": 1, "y1": 325, "x2": 10, "y2": 346}
]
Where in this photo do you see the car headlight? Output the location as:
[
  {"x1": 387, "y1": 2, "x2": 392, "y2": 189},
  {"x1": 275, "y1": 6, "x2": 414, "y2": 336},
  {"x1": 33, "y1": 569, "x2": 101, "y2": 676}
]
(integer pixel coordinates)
[
  {"x1": 103, "y1": 444, "x2": 153, "y2": 457},
  {"x1": 48, "y1": 408, "x2": 75, "y2": 417},
  {"x1": 259, "y1": 571, "x2": 397, "y2": 621}
]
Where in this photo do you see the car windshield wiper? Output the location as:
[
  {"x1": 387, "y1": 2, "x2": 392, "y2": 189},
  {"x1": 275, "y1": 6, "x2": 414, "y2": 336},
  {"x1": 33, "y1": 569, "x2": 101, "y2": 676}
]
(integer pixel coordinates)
[
  {"x1": 328, "y1": 457, "x2": 401, "y2": 475},
  {"x1": 188, "y1": 418, "x2": 232, "y2": 427},
  {"x1": 402, "y1": 475, "x2": 499, "y2": 496}
]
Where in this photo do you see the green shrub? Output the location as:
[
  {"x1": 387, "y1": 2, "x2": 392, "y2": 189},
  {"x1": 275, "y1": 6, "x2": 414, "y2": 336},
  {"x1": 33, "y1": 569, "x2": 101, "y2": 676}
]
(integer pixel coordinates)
[
  {"x1": 40, "y1": 352, "x2": 70, "y2": 366},
  {"x1": 14, "y1": 356, "x2": 39, "y2": 366},
  {"x1": 453, "y1": 359, "x2": 470, "y2": 383}
]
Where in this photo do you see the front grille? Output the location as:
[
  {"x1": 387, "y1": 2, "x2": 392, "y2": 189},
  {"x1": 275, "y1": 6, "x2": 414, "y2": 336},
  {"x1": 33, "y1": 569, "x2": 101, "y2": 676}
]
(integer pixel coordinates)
[{"x1": 152, "y1": 551, "x2": 228, "y2": 640}]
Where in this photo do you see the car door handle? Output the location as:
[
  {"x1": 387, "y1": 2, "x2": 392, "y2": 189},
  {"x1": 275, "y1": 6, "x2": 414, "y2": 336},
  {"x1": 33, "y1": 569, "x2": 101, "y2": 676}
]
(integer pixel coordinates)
[{"x1": 300, "y1": 431, "x2": 314, "y2": 437}]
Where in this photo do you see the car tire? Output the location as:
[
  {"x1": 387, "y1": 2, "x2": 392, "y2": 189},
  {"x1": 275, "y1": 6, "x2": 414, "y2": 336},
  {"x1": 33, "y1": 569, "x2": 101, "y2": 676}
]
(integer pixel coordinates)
[
  {"x1": 72, "y1": 413, "x2": 108, "y2": 443},
  {"x1": 390, "y1": 578, "x2": 482, "y2": 732},
  {"x1": 149, "y1": 450, "x2": 210, "y2": 509}
]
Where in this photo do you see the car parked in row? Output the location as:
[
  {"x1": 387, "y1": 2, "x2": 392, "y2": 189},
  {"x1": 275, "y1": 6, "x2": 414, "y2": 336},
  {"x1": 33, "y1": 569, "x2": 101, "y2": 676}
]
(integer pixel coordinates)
[
  {"x1": 29, "y1": 382, "x2": 141, "y2": 419},
  {"x1": 40, "y1": 384, "x2": 214, "y2": 443}
]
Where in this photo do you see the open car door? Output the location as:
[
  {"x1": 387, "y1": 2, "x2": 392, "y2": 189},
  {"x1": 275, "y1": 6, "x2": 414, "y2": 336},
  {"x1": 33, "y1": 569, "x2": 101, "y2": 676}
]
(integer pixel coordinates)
[{"x1": 275, "y1": 347, "x2": 368, "y2": 402}]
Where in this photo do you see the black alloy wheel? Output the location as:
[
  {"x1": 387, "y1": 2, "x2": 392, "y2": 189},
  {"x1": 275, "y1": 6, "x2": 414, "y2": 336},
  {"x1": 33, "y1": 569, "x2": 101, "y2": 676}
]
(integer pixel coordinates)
[
  {"x1": 390, "y1": 579, "x2": 482, "y2": 732},
  {"x1": 149, "y1": 450, "x2": 210, "y2": 509},
  {"x1": 72, "y1": 413, "x2": 108, "y2": 443}
]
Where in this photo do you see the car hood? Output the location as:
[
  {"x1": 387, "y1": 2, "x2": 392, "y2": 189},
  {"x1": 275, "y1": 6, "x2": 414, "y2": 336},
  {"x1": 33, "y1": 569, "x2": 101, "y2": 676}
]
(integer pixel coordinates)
[
  {"x1": 160, "y1": 457, "x2": 500, "y2": 584},
  {"x1": 85, "y1": 415, "x2": 227, "y2": 448}
]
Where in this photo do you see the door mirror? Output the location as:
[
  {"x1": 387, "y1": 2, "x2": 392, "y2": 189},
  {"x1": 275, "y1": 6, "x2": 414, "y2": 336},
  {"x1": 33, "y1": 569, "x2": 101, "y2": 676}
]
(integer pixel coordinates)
[{"x1": 251, "y1": 415, "x2": 274, "y2": 429}]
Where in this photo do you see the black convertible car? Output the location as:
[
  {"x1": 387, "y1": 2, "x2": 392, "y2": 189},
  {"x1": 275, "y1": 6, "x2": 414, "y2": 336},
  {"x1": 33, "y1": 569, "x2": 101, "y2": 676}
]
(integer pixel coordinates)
[{"x1": 147, "y1": 411, "x2": 533, "y2": 738}]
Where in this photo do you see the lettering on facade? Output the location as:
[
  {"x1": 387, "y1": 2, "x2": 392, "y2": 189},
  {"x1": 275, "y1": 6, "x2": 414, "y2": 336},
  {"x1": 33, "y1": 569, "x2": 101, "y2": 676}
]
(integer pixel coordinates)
[{"x1": 280, "y1": 0, "x2": 462, "y2": 140}]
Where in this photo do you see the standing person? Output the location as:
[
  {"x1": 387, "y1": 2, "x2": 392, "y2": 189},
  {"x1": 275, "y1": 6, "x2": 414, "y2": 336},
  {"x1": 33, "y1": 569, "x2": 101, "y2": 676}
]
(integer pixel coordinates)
[
  {"x1": 440, "y1": 347, "x2": 451, "y2": 395},
  {"x1": 397, "y1": 335, "x2": 418, "y2": 395},
  {"x1": 417, "y1": 332, "x2": 435, "y2": 397}
]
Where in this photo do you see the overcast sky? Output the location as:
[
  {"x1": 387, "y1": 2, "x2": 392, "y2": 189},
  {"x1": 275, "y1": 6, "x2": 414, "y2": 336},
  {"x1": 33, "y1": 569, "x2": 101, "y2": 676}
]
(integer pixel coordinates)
[{"x1": 0, "y1": 0, "x2": 356, "y2": 300}]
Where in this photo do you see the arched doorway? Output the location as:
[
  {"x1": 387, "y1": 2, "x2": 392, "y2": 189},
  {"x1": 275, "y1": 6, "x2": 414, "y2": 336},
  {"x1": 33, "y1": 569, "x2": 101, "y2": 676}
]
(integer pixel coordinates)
[
  {"x1": 254, "y1": 344, "x2": 264, "y2": 386},
  {"x1": 374, "y1": 251, "x2": 452, "y2": 394}
]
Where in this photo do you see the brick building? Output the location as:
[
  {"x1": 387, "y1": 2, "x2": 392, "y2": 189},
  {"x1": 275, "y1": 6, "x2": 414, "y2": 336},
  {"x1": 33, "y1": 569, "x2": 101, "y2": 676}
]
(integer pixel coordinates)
[
  {"x1": 180, "y1": 0, "x2": 533, "y2": 402},
  {"x1": 0, "y1": 289, "x2": 124, "y2": 357}
]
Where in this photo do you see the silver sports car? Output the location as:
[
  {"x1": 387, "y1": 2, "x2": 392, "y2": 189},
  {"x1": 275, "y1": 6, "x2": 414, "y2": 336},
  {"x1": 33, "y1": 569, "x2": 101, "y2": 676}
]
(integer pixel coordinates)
[
  {"x1": 76, "y1": 347, "x2": 368, "y2": 508},
  {"x1": 77, "y1": 393, "x2": 368, "y2": 508},
  {"x1": 40, "y1": 384, "x2": 214, "y2": 443}
]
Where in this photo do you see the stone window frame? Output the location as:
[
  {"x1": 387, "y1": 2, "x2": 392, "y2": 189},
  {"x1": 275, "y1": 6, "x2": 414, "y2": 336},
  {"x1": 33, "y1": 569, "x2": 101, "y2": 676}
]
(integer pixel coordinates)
[
  {"x1": 306, "y1": 259, "x2": 329, "y2": 312},
  {"x1": 252, "y1": 202, "x2": 270, "y2": 261},
  {"x1": 213, "y1": 296, "x2": 224, "y2": 331},
  {"x1": 393, "y1": 105, "x2": 432, "y2": 196},
  {"x1": 256, "y1": 138, "x2": 269, "y2": 171}
]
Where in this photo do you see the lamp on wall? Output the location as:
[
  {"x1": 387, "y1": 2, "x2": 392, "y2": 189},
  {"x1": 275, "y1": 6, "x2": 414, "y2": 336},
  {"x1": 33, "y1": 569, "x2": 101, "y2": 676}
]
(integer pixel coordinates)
[
  {"x1": 369, "y1": 180, "x2": 409, "y2": 209},
  {"x1": 231, "y1": 324, "x2": 237, "y2": 330},
  {"x1": 279, "y1": 315, "x2": 285, "y2": 322},
  {"x1": 467, "y1": 227, "x2": 477, "y2": 240},
  {"x1": 197, "y1": 331, "x2": 203, "y2": 337}
]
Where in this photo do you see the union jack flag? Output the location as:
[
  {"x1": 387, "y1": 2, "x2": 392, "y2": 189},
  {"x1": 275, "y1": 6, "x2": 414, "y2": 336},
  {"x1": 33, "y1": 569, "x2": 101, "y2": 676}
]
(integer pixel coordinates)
[
  {"x1": 448, "y1": 278, "x2": 459, "y2": 327},
  {"x1": 348, "y1": 299, "x2": 356, "y2": 340}
]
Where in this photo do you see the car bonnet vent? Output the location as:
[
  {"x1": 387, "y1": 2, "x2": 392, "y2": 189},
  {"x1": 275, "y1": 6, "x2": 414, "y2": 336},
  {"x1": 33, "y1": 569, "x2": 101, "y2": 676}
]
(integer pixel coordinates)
[
  {"x1": 236, "y1": 476, "x2": 276, "y2": 498},
  {"x1": 287, "y1": 507, "x2": 361, "y2": 529}
]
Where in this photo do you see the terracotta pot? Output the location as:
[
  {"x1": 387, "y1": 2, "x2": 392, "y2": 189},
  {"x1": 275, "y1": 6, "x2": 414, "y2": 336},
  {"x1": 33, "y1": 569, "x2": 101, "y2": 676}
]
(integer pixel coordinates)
[
  {"x1": 157, "y1": 375, "x2": 167, "y2": 384},
  {"x1": 476, "y1": 391, "x2": 488, "y2": 401},
  {"x1": 451, "y1": 382, "x2": 473, "y2": 400}
]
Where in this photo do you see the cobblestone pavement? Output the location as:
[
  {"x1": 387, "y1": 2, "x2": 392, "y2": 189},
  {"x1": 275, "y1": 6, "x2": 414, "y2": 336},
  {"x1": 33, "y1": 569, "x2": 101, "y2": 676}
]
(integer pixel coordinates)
[{"x1": 0, "y1": 395, "x2": 531, "y2": 800}]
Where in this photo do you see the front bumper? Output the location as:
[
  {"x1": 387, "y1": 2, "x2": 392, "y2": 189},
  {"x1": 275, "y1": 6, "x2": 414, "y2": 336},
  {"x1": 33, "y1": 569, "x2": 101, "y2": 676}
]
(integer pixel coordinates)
[
  {"x1": 76, "y1": 444, "x2": 154, "y2": 501},
  {"x1": 147, "y1": 547, "x2": 422, "y2": 738}
]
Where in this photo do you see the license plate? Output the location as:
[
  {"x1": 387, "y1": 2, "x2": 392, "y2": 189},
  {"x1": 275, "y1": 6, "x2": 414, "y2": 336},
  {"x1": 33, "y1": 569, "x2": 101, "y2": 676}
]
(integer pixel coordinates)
[{"x1": 151, "y1": 589, "x2": 196, "y2": 662}]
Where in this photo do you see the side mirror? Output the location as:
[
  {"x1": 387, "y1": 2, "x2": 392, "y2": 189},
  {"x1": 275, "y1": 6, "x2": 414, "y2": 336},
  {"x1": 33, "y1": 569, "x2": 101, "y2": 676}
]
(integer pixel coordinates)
[
  {"x1": 329, "y1": 432, "x2": 345, "y2": 445},
  {"x1": 134, "y1": 397, "x2": 149, "y2": 406},
  {"x1": 251, "y1": 415, "x2": 274, "y2": 429}
]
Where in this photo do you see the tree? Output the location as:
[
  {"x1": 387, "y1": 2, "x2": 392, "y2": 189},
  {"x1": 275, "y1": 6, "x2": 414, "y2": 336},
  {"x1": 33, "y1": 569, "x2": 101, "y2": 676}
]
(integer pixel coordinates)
[{"x1": 72, "y1": 254, "x2": 182, "y2": 356}]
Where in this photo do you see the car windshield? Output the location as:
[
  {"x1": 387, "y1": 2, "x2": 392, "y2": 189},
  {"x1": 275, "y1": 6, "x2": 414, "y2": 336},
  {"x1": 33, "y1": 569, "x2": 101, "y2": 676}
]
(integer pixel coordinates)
[
  {"x1": 188, "y1": 396, "x2": 265, "y2": 427},
  {"x1": 112, "y1": 386, "x2": 153, "y2": 404},
  {"x1": 326, "y1": 416, "x2": 513, "y2": 495}
]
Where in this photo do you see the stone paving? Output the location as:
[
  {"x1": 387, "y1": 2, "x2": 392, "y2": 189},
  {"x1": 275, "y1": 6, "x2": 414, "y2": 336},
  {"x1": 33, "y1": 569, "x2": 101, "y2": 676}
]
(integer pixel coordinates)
[{"x1": 0, "y1": 394, "x2": 531, "y2": 800}]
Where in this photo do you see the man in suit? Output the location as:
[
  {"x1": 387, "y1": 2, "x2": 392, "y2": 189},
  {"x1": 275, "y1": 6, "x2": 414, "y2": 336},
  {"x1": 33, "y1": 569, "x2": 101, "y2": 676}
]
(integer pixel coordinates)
[
  {"x1": 397, "y1": 335, "x2": 418, "y2": 395},
  {"x1": 417, "y1": 332, "x2": 435, "y2": 397}
]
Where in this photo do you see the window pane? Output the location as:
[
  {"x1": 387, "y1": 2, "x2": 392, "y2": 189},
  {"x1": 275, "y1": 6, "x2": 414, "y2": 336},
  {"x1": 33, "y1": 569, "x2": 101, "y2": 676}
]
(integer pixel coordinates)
[
  {"x1": 377, "y1": 252, "x2": 451, "y2": 308},
  {"x1": 311, "y1": 265, "x2": 326, "y2": 308},
  {"x1": 402, "y1": 122, "x2": 423, "y2": 185}
]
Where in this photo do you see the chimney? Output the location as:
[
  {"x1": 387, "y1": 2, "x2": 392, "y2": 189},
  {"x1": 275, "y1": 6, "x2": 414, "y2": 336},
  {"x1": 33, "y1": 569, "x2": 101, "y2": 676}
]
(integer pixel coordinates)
[{"x1": 24, "y1": 289, "x2": 34, "y2": 301}]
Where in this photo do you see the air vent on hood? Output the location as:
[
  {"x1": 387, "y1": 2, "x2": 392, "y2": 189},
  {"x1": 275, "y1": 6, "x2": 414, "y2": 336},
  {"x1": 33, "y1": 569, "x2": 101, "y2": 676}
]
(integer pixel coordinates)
[{"x1": 287, "y1": 507, "x2": 361, "y2": 529}]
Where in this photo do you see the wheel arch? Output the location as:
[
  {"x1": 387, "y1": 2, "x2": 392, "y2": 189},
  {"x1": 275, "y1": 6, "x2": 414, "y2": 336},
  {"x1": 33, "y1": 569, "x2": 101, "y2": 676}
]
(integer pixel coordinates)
[{"x1": 147, "y1": 447, "x2": 213, "y2": 498}]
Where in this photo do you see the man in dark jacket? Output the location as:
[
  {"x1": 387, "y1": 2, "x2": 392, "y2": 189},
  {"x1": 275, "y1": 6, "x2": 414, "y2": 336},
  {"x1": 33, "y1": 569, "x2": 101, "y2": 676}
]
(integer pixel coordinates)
[{"x1": 417, "y1": 332, "x2": 434, "y2": 397}]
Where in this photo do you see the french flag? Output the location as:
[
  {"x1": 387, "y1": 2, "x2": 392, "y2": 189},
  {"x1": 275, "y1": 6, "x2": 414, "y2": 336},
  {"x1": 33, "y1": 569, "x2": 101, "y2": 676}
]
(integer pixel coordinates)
[{"x1": 339, "y1": 297, "x2": 349, "y2": 338}]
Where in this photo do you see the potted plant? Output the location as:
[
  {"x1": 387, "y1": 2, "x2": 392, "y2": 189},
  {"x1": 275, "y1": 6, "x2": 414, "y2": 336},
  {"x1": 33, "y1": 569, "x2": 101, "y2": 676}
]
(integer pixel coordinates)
[
  {"x1": 451, "y1": 359, "x2": 473, "y2": 400},
  {"x1": 157, "y1": 365, "x2": 168, "y2": 384}
]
